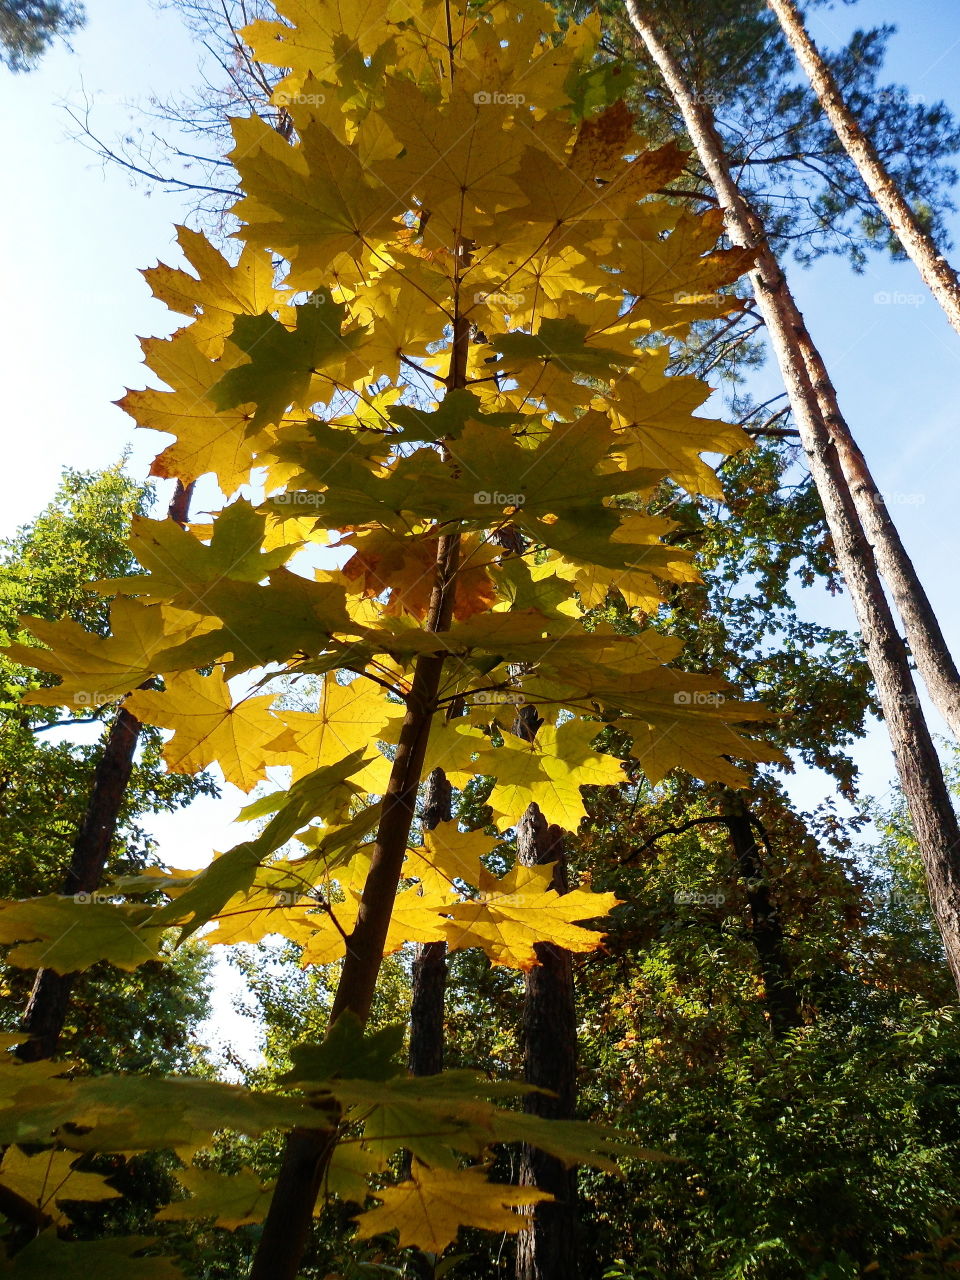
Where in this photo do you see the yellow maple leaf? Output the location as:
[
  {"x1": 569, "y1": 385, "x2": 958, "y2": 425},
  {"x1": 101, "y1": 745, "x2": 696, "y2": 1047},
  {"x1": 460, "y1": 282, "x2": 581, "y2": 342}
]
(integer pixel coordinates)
[
  {"x1": 444, "y1": 862, "x2": 619, "y2": 969},
  {"x1": 298, "y1": 883, "x2": 451, "y2": 967},
  {"x1": 354, "y1": 1161, "x2": 551, "y2": 1252},
  {"x1": 118, "y1": 328, "x2": 257, "y2": 492},
  {"x1": 404, "y1": 822, "x2": 498, "y2": 896},
  {"x1": 478, "y1": 720, "x2": 625, "y2": 830},
  {"x1": 125, "y1": 670, "x2": 300, "y2": 792},
  {"x1": 278, "y1": 676, "x2": 399, "y2": 791},
  {"x1": 10, "y1": 599, "x2": 214, "y2": 705},
  {"x1": 200, "y1": 883, "x2": 318, "y2": 947},
  {"x1": 143, "y1": 228, "x2": 288, "y2": 358},
  {"x1": 374, "y1": 82, "x2": 526, "y2": 236},
  {"x1": 347, "y1": 277, "x2": 441, "y2": 384},
  {"x1": 608, "y1": 353, "x2": 752, "y2": 498},
  {"x1": 242, "y1": 0, "x2": 398, "y2": 84}
]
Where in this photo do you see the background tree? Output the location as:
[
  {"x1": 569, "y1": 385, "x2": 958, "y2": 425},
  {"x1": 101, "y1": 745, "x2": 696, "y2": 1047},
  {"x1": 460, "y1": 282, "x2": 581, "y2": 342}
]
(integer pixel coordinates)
[
  {"x1": 0, "y1": 467, "x2": 217, "y2": 1064},
  {"x1": 766, "y1": 0, "x2": 960, "y2": 334},
  {"x1": 0, "y1": 0, "x2": 83, "y2": 71}
]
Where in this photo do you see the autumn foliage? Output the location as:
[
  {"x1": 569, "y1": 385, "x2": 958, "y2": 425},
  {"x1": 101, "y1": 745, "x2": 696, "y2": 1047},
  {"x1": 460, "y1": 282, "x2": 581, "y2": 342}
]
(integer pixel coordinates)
[{"x1": 0, "y1": 0, "x2": 779, "y2": 1269}]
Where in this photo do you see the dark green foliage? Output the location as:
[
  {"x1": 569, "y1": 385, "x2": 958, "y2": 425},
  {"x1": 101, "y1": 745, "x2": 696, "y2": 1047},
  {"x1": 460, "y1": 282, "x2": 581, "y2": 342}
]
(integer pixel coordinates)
[{"x1": 0, "y1": 467, "x2": 217, "y2": 1072}]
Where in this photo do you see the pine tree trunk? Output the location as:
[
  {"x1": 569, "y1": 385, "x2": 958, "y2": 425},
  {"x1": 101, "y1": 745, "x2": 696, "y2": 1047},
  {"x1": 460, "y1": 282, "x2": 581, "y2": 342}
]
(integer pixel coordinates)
[
  {"x1": 766, "y1": 0, "x2": 960, "y2": 337},
  {"x1": 515, "y1": 804, "x2": 579, "y2": 1280},
  {"x1": 794, "y1": 326, "x2": 960, "y2": 741},
  {"x1": 623, "y1": 2, "x2": 960, "y2": 996},
  {"x1": 721, "y1": 791, "x2": 801, "y2": 1037},
  {"x1": 16, "y1": 481, "x2": 193, "y2": 1063},
  {"x1": 762, "y1": 0, "x2": 960, "y2": 738},
  {"x1": 623, "y1": 3, "x2": 960, "y2": 744}
]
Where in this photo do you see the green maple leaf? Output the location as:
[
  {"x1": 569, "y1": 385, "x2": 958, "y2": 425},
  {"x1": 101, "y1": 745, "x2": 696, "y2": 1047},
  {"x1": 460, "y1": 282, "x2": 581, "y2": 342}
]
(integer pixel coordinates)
[
  {"x1": 282, "y1": 1013, "x2": 405, "y2": 1085},
  {"x1": 12, "y1": 1076, "x2": 325, "y2": 1153},
  {"x1": 210, "y1": 303, "x2": 361, "y2": 432},
  {"x1": 152, "y1": 569, "x2": 353, "y2": 676},
  {"x1": 493, "y1": 316, "x2": 639, "y2": 374},
  {"x1": 448, "y1": 415, "x2": 663, "y2": 520},
  {"x1": 97, "y1": 500, "x2": 299, "y2": 603},
  {"x1": 0, "y1": 897, "x2": 165, "y2": 974},
  {"x1": 152, "y1": 751, "x2": 370, "y2": 940},
  {"x1": 156, "y1": 1167, "x2": 274, "y2": 1229},
  {"x1": 0, "y1": 1234, "x2": 183, "y2": 1279},
  {"x1": 387, "y1": 390, "x2": 522, "y2": 443}
]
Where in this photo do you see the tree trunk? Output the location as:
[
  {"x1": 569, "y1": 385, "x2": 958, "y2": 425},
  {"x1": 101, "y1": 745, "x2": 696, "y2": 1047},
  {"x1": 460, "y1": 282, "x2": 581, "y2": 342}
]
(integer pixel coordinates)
[
  {"x1": 623, "y1": 2, "x2": 960, "y2": 996},
  {"x1": 16, "y1": 481, "x2": 193, "y2": 1063},
  {"x1": 721, "y1": 791, "x2": 801, "y2": 1037},
  {"x1": 248, "y1": 303, "x2": 474, "y2": 1280},
  {"x1": 793, "y1": 322, "x2": 960, "y2": 742},
  {"x1": 408, "y1": 769, "x2": 452, "y2": 1079},
  {"x1": 515, "y1": 805, "x2": 579, "y2": 1280},
  {"x1": 766, "y1": 0, "x2": 960, "y2": 337},
  {"x1": 759, "y1": 0, "x2": 960, "y2": 739}
]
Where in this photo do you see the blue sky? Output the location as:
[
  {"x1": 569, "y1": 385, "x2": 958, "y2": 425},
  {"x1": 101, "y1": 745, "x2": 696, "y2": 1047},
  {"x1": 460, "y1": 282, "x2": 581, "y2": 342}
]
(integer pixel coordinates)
[{"x1": 1, "y1": 1, "x2": 959, "y2": 1045}]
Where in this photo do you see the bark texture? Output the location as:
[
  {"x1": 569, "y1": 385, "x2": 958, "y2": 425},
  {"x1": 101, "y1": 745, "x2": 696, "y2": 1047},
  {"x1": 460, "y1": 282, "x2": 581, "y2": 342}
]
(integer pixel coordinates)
[
  {"x1": 515, "y1": 805, "x2": 579, "y2": 1280},
  {"x1": 623, "y1": 2, "x2": 960, "y2": 994}
]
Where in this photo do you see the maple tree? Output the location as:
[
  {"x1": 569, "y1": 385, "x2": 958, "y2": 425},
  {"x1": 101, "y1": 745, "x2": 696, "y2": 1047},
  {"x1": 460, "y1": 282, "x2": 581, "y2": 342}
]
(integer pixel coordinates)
[{"x1": 0, "y1": 0, "x2": 787, "y2": 1273}]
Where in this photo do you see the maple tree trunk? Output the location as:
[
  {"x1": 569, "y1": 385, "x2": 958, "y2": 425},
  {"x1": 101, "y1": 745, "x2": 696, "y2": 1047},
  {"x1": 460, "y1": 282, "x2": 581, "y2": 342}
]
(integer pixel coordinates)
[
  {"x1": 766, "y1": 0, "x2": 960, "y2": 337},
  {"x1": 515, "y1": 804, "x2": 579, "y2": 1280},
  {"x1": 402, "y1": 769, "x2": 451, "y2": 1195},
  {"x1": 624, "y1": 2, "x2": 960, "y2": 995},
  {"x1": 722, "y1": 791, "x2": 801, "y2": 1037},
  {"x1": 408, "y1": 769, "x2": 451, "y2": 1079},
  {"x1": 248, "y1": 307, "x2": 473, "y2": 1280},
  {"x1": 16, "y1": 480, "x2": 193, "y2": 1064}
]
